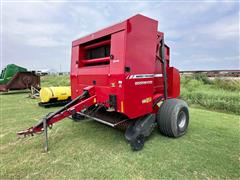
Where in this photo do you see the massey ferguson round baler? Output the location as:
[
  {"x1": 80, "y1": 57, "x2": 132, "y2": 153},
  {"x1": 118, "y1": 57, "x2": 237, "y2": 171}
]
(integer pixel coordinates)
[{"x1": 17, "y1": 14, "x2": 189, "y2": 151}]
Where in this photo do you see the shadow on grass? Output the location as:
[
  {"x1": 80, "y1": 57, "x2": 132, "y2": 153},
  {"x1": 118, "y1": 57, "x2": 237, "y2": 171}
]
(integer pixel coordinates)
[
  {"x1": 0, "y1": 90, "x2": 30, "y2": 95},
  {"x1": 45, "y1": 119, "x2": 163, "y2": 152}
]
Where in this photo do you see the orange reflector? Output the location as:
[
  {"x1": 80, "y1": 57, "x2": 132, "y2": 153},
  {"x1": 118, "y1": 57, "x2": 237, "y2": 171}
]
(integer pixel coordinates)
[{"x1": 121, "y1": 101, "x2": 124, "y2": 113}]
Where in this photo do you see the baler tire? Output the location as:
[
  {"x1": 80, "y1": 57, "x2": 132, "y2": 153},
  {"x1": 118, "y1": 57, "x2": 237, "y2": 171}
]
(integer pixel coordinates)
[
  {"x1": 130, "y1": 134, "x2": 145, "y2": 151},
  {"x1": 157, "y1": 99, "x2": 189, "y2": 138}
]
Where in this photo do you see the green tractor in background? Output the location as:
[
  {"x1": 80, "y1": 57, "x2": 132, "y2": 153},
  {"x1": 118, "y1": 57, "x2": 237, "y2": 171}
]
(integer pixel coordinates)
[
  {"x1": 0, "y1": 64, "x2": 40, "y2": 92},
  {"x1": 0, "y1": 64, "x2": 28, "y2": 84}
]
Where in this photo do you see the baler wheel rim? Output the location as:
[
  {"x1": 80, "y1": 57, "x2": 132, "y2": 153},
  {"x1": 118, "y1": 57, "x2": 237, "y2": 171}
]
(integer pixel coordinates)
[{"x1": 177, "y1": 110, "x2": 187, "y2": 129}]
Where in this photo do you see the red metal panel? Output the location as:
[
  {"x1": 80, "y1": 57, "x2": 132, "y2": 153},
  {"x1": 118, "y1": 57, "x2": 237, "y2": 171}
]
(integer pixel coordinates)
[
  {"x1": 108, "y1": 31, "x2": 126, "y2": 112},
  {"x1": 123, "y1": 15, "x2": 158, "y2": 118},
  {"x1": 109, "y1": 31, "x2": 126, "y2": 75},
  {"x1": 124, "y1": 15, "x2": 158, "y2": 74},
  {"x1": 71, "y1": 46, "x2": 80, "y2": 99},
  {"x1": 167, "y1": 67, "x2": 180, "y2": 98},
  {"x1": 72, "y1": 22, "x2": 126, "y2": 46}
]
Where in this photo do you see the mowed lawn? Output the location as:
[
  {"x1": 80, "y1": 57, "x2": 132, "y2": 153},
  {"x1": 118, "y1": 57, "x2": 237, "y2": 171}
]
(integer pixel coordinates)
[{"x1": 0, "y1": 92, "x2": 239, "y2": 179}]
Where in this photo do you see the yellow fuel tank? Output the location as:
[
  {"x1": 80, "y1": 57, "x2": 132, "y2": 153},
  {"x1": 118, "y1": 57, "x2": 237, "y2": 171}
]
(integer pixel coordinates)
[{"x1": 40, "y1": 86, "x2": 71, "y2": 103}]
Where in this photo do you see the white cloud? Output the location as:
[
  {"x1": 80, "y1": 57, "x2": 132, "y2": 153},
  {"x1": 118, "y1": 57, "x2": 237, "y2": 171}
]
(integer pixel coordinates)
[
  {"x1": 223, "y1": 55, "x2": 240, "y2": 61},
  {"x1": 3, "y1": 1, "x2": 66, "y2": 47},
  {"x1": 2, "y1": 1, "x2": 239, "y2": 71},
  {"x1": 183, "y1": 55, "x2": 219, "y2": 64},
  {"x1": 26, "y1": 36, "x2": 63, "y2": 47},
  {"x1": 200, "y1": 15, "x2": 239, "y2": 40}
]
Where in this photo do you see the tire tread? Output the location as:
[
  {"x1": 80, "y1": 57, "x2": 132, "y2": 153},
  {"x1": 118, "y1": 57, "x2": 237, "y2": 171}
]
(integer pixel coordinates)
[{"x1": 157, "y1": 99, "x2": 188, "y2": 137}]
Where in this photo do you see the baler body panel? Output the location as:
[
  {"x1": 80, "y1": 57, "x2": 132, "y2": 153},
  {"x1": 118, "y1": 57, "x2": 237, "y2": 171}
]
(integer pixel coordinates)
[{"x1": 71, "y1": 14, "x2": 180, "y2": 119}]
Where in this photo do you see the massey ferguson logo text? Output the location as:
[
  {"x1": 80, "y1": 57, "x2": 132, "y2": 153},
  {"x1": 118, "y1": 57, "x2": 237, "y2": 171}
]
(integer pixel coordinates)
[{"x1": 135, "y1": 81, "x2": 153, "y2": 85}]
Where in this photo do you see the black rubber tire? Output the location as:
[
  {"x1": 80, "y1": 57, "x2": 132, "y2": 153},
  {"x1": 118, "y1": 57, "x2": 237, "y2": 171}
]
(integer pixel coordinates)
[
  {"x1": 130, "y1": 135, "x2": 145, "y2": 151},
  {"x1": 157, "y1": 99, "x2": 189, "y2": 137}
]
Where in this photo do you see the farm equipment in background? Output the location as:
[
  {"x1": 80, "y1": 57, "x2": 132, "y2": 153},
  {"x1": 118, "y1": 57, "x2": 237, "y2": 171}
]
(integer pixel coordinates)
[
  {"x1": 39, "y1": 86, "x2": 71, "y2": 107},
  {"x1": 0, "y1": 64, "x2": 40, "y2": 92},
  {"x1": 17, "y1": 14, "x2": 189, "y2": 151}
]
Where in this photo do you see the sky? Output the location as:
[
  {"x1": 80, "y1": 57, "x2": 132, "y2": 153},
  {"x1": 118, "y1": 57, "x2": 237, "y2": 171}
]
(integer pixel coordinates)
[{"x1": 1, "y1": 0, "x2": 239, "y2": 72}]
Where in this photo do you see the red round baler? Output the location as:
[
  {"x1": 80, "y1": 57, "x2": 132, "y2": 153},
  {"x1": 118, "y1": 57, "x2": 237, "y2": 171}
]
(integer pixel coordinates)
[{"x1": 18, "y1": 14, "x2": 189, "y2": 151}]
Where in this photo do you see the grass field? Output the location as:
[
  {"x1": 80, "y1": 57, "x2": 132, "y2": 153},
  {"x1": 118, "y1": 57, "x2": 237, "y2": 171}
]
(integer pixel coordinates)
[
  {"x1": 0, "y1": 91, "x2": 240, "y2": 179},
  {"x1": 181, "y1": 75, "x2": 240, "y2": 115},
  {"x1": 41, "y1": 75, "x2": 70, "y2": 87},
  {"x1": 1, "y1": 75, "x2": 240, "y2": 179}
]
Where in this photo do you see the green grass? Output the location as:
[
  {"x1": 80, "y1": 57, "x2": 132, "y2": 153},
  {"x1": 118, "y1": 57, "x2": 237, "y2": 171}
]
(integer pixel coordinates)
[
  {"x1": 180, "y1": 75, "x2": 240, "y2": 115},
  {"x1": 1, "y1": 91, "x2": 240, "y2": 179},
  {"x1": 41, "y1": 75, "x2": 70, "y2": 87}
]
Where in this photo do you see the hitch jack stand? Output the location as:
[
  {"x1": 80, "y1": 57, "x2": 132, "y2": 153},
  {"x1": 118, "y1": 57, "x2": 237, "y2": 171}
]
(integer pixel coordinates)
[{"x1": 43, "y1": 118, "x2": 48, "y2": 152}]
